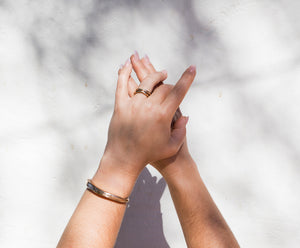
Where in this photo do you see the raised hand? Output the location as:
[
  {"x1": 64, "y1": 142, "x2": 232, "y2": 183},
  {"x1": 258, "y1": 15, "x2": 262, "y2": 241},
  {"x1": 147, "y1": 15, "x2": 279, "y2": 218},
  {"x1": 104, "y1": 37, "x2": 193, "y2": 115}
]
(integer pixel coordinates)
[
  {"x1": 58, "y1": 54, "x2": 239, "y2": 248},
  {"x1": 129, "y1": 52, "x2": 195, "y2": 175},
  {"x1": 101, "y1": 55, "x2": 196, "y2": 182}
]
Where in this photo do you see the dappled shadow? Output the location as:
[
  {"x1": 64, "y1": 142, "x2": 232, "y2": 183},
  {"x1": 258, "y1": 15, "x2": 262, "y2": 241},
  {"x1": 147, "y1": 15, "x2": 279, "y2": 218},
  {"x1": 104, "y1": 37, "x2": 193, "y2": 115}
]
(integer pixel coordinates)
[
  {"x1": 115, "y1": 168, "x2": 169, "y2": 248},
  {"x1": 1, "y1": 0, "x2": 300, "y2": 247},
  {"x1": 10, "y1": 0, "x2": 226, "y2": 200}
]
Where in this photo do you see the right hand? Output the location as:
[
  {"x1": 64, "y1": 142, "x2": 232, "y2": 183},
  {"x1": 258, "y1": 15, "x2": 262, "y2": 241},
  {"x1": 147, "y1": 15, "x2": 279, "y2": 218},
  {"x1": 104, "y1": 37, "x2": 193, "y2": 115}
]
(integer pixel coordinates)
[{"x1": 129, "y1": 52, "x2": 195, "y2": 175}]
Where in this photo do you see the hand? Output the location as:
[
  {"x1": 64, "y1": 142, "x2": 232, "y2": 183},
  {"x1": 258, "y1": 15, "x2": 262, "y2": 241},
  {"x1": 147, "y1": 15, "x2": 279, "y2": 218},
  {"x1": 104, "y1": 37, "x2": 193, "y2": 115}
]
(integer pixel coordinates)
[
  {"x1": 102, "y1": 55, "x2": 196, "y2": 180},
  {"x1": 129, "y1": 52, "x2": 195, "y2": 176}
]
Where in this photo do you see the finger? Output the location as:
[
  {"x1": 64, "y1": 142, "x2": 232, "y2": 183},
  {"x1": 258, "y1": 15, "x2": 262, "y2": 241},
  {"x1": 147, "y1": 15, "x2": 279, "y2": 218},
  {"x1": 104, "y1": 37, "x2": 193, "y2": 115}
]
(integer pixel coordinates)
[
  {"x1": 141, "y1": 55, "x2": 156, "y2": 73},
  {"x1": 128, "y1": 76, "x2": 138, "y2": 97},
  {"x1": 134, "y1": 71, "x2": 168, "y2": 100},
  {"x1": 168, "y1": 116, "x2": 189, "y2": 154},
  {"x1": 115, "y1": 59, "x2": 132, "y2": 105},
  {"x1": 141, "y1": 55, "x2": 165, "y2": 94},
  {"x1": 171, "y1": 107, "x2": 182, "y2": 128},
  {"x1": 163, "y1": 65, "x2": 196, "y2": 116},
  {"x1": 173, "y1": 115, "x2": 188, "y2": 129},
  {"x1": 130, "y1": 51, "x2": 149, "y2": 82},
  {"x1": 150, "y1": 83, "x2": 173, "y2": 104}
]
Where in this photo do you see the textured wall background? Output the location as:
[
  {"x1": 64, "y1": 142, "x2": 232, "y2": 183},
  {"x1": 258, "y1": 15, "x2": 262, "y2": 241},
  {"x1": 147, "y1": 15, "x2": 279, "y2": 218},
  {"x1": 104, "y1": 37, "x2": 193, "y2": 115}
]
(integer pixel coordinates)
[{"x1": 1, "y1": 0, "x2": 300, "y2": 247}]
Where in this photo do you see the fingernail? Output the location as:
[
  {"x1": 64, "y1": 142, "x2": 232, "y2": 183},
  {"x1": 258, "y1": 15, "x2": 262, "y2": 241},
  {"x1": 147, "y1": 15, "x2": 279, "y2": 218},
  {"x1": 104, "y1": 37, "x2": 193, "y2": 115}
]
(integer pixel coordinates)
[
  {"x1": 162, "y1": 70, "x2": 168, "y2": 76},
  {"x1": 188, "y1": 65, "x2": 196, "y2": 73},
  {"x1": 144, "y1": 54, "x2": 150, "y2": 64},
  {"x1": 133, "y1": 50, "x2": 139, "y2": 60}
]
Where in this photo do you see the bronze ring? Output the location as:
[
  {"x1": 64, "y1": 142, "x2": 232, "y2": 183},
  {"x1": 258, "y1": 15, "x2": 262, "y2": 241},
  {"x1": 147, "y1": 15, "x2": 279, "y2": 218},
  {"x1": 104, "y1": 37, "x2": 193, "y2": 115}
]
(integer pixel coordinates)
[{"x1": 134, "y1": 88, "x2": 152, "y2": 97}]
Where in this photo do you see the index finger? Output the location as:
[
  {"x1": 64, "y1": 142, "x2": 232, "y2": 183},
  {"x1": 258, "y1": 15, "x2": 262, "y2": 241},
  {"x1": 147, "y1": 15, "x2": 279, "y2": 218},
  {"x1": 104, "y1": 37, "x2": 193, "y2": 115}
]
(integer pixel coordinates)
[{"x1": 163, "y1": 65, "x2": 196, "y2": 115}]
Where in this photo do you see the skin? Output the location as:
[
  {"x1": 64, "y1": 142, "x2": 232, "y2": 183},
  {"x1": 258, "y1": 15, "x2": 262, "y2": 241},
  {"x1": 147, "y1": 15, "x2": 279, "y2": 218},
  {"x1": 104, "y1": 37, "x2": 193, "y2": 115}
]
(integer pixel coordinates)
[
  {"x1": 57, "y1": 54, "x2": 195, "y2": 248},
  {"x1": 131, "y1": 51, "x2": 240, "y2": 248},
  {"x1": 57, "y1": 51, "x2": 240, "y2": 248}
]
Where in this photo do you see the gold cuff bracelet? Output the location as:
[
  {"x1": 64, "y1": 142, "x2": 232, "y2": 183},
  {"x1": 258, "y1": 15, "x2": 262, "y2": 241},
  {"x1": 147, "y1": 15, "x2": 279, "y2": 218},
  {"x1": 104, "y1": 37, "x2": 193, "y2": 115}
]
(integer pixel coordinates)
[{"x1": 86, "y1": 179, "x2": 129, "y2": 204}]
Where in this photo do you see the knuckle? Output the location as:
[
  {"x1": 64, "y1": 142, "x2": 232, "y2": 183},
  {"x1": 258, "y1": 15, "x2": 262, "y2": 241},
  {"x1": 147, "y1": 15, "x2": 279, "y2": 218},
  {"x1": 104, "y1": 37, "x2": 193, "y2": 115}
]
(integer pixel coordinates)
[
  {"x1": 157, "y1": 108, "x2": 167, "y2": 120},
  {"x1": 141, "y1": 74, "x2": 152, "y2": 84},
  {"x1": 154, "y1": 71, "x2": 164, "y2": 80},
  {"x1": 143, "y1": 72, "x2": 160, "y2": 84},
  {"x1": 144, "y1": 101, "x2": 153, "y2": 111}
]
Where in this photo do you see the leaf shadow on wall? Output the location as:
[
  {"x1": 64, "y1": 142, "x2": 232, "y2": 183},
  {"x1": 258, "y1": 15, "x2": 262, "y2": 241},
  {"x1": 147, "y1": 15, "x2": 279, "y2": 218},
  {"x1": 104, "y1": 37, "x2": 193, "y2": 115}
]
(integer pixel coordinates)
[{"x1": 115, "y1": 167, "x2": 170, "y2": 248}]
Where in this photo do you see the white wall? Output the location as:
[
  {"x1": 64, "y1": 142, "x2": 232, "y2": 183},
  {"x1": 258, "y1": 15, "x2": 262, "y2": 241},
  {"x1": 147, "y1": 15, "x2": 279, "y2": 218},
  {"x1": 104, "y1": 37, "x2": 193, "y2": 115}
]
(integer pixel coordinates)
[{"x1": 1, "y1": 0, "x2": 300, "y2": 247}]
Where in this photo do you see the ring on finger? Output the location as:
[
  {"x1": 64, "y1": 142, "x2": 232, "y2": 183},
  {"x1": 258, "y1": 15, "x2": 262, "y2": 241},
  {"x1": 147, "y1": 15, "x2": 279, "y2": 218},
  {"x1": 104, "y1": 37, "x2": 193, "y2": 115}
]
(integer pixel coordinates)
[{"x1": 134, "y1": 88, "x2": 152, "y2": 97}]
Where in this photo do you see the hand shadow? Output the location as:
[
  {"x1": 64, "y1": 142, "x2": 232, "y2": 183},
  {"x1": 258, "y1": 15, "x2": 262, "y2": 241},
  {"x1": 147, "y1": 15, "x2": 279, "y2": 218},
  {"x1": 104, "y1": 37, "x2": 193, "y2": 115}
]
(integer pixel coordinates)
[{"x1": 115, "y1": 167, "x2": 170, "y2": 248}]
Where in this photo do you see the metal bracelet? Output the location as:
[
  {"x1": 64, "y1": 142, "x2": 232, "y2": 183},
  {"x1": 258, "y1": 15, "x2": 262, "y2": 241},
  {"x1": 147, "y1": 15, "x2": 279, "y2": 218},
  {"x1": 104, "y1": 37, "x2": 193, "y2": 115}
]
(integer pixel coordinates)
[{"x1": 86, "y1": 179, "x2": 129, "y2": 204}]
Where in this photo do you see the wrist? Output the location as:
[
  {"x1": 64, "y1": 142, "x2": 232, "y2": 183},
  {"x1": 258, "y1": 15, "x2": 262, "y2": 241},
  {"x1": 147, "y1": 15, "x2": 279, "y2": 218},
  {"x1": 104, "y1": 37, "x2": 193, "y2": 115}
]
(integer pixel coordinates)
[
  {"x1": 160, "y1": 154, "x2": 197, "y2": 183},
  {"x1": 92, "y1": 154, "x2": 141, "y2": 198}
]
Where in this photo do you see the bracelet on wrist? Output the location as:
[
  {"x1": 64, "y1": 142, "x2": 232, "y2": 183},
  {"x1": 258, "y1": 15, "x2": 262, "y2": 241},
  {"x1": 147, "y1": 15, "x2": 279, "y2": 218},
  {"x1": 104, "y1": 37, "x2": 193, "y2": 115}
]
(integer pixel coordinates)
[{"x1": 86, "y1": 179, "x2": 129, "y2": 204}]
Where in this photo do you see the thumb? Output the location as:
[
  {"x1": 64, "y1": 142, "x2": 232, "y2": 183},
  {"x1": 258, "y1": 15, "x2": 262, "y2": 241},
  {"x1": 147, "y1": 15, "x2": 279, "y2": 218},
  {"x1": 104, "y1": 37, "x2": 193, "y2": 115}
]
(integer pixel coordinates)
[{"x1": 168, "y1": 116, "x2": 189, "y2": 151}]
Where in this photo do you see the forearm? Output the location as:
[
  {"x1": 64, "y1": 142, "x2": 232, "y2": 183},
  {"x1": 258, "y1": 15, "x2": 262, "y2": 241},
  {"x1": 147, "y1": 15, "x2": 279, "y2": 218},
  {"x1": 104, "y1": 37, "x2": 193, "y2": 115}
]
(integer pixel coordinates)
[
  {"x1": 162, "y1": 156, "x2": 239, "y2": 248},
  {"x1": 57, "y1": 54, "x2": 196, "y2": 247},
  {"x1": 57, "y1": 155, "x2": 138, "y2": 248}
]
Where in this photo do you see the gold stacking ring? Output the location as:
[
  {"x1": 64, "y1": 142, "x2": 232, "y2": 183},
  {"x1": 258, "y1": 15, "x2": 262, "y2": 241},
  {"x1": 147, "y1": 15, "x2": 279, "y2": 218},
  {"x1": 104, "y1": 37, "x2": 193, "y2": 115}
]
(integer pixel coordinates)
[{"x1": 134, "y1": 88, "x2": 152, "y2": 97}]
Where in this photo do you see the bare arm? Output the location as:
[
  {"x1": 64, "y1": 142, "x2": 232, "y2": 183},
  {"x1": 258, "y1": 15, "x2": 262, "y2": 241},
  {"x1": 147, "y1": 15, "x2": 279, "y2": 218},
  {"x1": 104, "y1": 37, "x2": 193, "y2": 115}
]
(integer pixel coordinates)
[
  {"x1": 158, "y1": 149, "x2": 240, "y2": 248},
  {"x1": 57, "y1": 54, "x2": 195, "y2": 247},
  {"x1": 57, "y1": 155, "x2": 137, "y2": 247}
]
